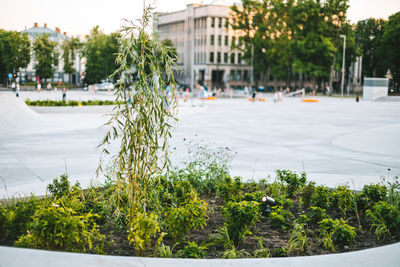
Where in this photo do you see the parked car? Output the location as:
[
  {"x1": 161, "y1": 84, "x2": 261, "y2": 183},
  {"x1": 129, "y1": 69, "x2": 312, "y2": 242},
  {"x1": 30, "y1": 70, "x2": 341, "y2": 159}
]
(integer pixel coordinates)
[{"x1": 92, "y1": 82, "x2": 114, "y2": 91}]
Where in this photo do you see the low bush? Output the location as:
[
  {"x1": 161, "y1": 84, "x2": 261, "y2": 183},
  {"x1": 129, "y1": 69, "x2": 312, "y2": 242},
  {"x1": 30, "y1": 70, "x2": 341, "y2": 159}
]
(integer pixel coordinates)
[
  {"x1": 311, "y1": 185, "x2": 331, "y2": 209},
  {"x1": 176, "y1": 241, "x2": 207, "y2": 258},
  {"x1": 269, "y1": 205, "x2": 294, "y2": 230},
  {"x1": 318, "y1": 218, "x2": 356, "y2": 248},
  {"x1": 8, "y1": 196, "x2": 40, "y2": 240},
  {"x1": 0, "y1": 207, "x2": 11, "y2": 240},
  {"x1": 15, "y1": 199, "x2": 105, "y2": 253},
  {"x1": 164, "y1": 192, "x2": 208, "y2": 243},
  {"x1": 362, "y1": 184, "x2": 388, "y2": 204},
  {"x1": 223, "y1": 200, "x2": 259, "y2": 245},
  {"x1": 276, "y1": 170, "x2": 307, "y2": 198},
  {"x1": 300, "y1": 182, "x2": 316, "y2": 209},
  {"x1": 332, "y1": 185, "x2": 358, "y2": 218},
  {"x1": 128, "y1": 211, "x2": 163, "y2": 255},
  {"x1": 307, "y1": 206, "x2": 329, "y2": 224},
  {"x1": 216, "y1": 176, "x2": 242, "y2": 203},
  {"x1": 47, "y1": 174, "x2": 71, "y2": 198},
  {"x1": 366, "y1": 201, "x2": 400, "y2": 240}
]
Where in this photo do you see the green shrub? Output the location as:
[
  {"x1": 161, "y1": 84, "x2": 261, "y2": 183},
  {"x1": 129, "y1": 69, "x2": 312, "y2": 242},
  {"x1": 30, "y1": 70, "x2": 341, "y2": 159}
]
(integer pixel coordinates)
[
  {"x1": 332, "y1": 185, "x2": 358, "y2": 218},
  {"x1": 275, "y1": 195, "x2": 294, "y2": 210},
  {"x1": 164, "y1": 193, "x2": 208, "y2": 243},
  {"x1": 382, "y1": 176, "x2": 400, "y2": 210},
  {"x1": 276, "y1": 170, "x2": 307, "y2": 198},
  {"x1": 269, "y1": 206, "x2": 294, "y2": 230},
  {"x1": 242, "y1": 191, "x2": 264, "y2": 202},
  {"x1": 223, "y1": 200, "x2": 259, "y2": 245},
  {"x1": 128, "y1": 211, "x2": 164, "y2": 255},
  {"x1": 0, "y1": 206, "x2": 12, "y2": 240},
  {"x1": 311, "y1": 185, "x2": 331, "y2": 209},
  {"x1": 15, "y1": 199, "x2": 105, "y2": 253},
  {"x1": 47, "y1": 174, "x2": 70, "y2": 198},
  {"x1": 216, "y1": 176, "x2": 242, "y2": 202},
  {"x1": 366, "y1": 201, "x2": 400, "y2": 240},
  {"x1": 307, "y1": 206, "x2": 329, "y2": 224},
  {"x1": 272, "y1": 247, "x2": 288, "y2": 257},
  {"x1": 362, "y1": 184, "x2": 388, "y2": 204},
  {"x1": 176, "y1": 241, "x2": 207, "y2": 258},
  {"x1": 173, "y1": 180, "x2": 195, "y2": 204},
  {"x1": 9, "y1": 196, "x2": 40, "y2": 239},
  {"x1": 294, "y1": 214, "x2": 311, "y2": 225},
  {"x1": 318, "y1": 219, "x2": 356, "y2": 247},
  {"x1": 300, "y1": 182, "x2": 316, "y2": 209}
]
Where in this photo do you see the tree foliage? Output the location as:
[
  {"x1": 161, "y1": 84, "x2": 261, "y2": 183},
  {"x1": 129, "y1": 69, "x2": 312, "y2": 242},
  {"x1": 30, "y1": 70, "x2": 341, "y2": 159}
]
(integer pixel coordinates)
[
  {"x1": 62, "y1": 37, "x2": 82, "y2": 84},
  {"x1": 83, "y1": 26, "x2": 119, "y2": 84},
  {"x1": 0, "y1": 30, "x2": 31, "y2": 85},
  {"x1": 33, "y1": 34, "x2": 59, "y2": 80},
  {"x1": 382, "y1": 12, "x2": 400, "y2": 89},
  {"x1": 230, "y1": 0, "x2": 360, "y2": 90}
]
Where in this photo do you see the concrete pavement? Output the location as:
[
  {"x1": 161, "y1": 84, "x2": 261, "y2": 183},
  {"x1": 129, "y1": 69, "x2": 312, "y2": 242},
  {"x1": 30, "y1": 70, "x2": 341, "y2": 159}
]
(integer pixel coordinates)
[{"x1": 1, "y1": 92, "x2": 400, "y2": 199}]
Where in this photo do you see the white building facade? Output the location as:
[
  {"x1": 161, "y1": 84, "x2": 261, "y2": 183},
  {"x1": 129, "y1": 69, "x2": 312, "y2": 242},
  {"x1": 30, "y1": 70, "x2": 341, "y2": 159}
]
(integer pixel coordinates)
[
  {"x1": 154, "y1": 4, "x2": 252, "y2": 90},
  {"x1": 20, "y1": 23, "x2": 84, "y2": 85}
]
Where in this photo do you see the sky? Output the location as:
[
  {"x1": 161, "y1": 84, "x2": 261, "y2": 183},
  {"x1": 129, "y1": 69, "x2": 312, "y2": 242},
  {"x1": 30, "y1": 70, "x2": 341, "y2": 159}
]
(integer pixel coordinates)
[{"x1": 1, "y1": 0, "x2": 399, "y2": 36}]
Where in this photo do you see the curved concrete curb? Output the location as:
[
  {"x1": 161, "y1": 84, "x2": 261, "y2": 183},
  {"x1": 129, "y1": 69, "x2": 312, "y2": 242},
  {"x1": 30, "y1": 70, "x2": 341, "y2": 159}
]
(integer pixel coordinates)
[{"x1": 1, "y1": 242, "x2": 400, "y2": 267}]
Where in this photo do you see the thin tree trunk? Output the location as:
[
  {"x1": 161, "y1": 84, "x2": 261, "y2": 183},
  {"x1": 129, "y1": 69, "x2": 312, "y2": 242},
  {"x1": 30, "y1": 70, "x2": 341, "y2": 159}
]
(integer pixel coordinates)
[{"x1": 329, "y1": 53, "x2": 336, "y2": 95}]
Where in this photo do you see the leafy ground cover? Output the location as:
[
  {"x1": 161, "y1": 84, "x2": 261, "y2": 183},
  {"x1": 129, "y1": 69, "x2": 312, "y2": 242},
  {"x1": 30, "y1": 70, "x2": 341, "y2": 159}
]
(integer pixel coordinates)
[{"x1": 1, "y1": 149, "x2": 399, "y2": 259}]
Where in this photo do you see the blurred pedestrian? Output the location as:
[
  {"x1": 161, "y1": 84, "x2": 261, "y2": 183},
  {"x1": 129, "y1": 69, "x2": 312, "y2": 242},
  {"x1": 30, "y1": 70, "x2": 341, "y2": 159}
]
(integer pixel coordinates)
[
  {"x1": 36, "y1": 82, "x2": 41, "y2": 92},
  {"x1": 16, "y1": 83, "x2": 20, "y2": 97},
  {"x1": 11, "y1": 81, "x2": 16, "y2": 92},
  {"x1": 251, "y1": 86, "x2": 256, "y2": 102},
  {"x1": 47, "y1": 82, "x2": 52, "y2": 90},
  {"x1": 62, "y1": 87, "x2": 67, "y2": 101}
]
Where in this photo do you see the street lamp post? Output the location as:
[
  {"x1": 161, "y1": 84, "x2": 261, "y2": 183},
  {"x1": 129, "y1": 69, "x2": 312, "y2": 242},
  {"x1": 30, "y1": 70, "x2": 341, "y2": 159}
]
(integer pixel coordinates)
[
  {"x1": 339, "y1": 34, "x2": 346, "y2": 99},
  {"x1": 250, "y1": 43, "x2": 254, "y2": 88}
]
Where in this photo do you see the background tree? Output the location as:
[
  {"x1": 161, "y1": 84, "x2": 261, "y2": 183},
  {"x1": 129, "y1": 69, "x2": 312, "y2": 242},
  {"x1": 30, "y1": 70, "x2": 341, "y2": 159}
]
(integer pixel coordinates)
[
  {"x1": 62, "y1": 37, "x2": 81, "y2": 86},
  {"x1": 83, "y1": 26, "x2": 119, "y2": 84},
  {"x1": 355, "y1": 18, "x2": 388, "y2": 79},
  {"x1": 33, "y1": 34, "x2": 59, "y2": 82},
  {"x1": 0, "y1": 30, "x2": 31, "y2": 85},
  {"x1": 382, "y1": 12, "x2": 400, "y2": 90},
  {"x1": 292, "y1": 0, "x2": 335, "y2": 90}
]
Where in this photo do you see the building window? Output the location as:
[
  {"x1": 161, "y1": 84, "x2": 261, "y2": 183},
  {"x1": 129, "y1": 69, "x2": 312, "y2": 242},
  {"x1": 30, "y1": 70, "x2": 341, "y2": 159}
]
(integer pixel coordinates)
[
  {"x1": 238, "y1": 53, "x2": 242, "y2": 64},
  {"x1": 224, "y1": 53, "x2": 228, "y2": 63},
  {"x1": 211, "y1": 35, "x2": 214, "y2": 45},
  {"x1": 211, "y1": 17, "x2": 215, "y2": 27},
  {"x1": 230, "y1": 53, "x2": 235, "y2": 64},
  {"x1": 244, "y1": 70, "x2": 249, "y2": 82},
  {"x1": 218, "y1": 35, "x2": 221, "y2": 46},
  {"x1": 230, "y1": 70, "x2": 235, "y2": 81},
  {"x1": 218, "y1": 17, "x2": 222, "y2": 28},
  {"x1": 210, "y1": 52, "x2": 214, "y2": 63},
  {"x1": 225, "y1": 36, "x2": 228, "y2": 46},
  {"x1": 224, "y1": 18, "x2": 229, "y2": 29},
  {"x1": 217, "y1": 52, "x2": 221, "y2": 63},
  {"x1": 231, "y1": 36, "x2": 235, "y2": 46},
  {"x1": 236, "y1": 70, "x2": 242, "y2": 81}
]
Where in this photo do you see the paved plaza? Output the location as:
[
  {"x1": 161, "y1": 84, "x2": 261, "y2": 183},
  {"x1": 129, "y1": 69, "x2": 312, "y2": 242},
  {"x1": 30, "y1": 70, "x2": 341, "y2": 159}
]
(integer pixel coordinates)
[{"x1": 0, "y1": 91, "x2": 400, "y2": 199}]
